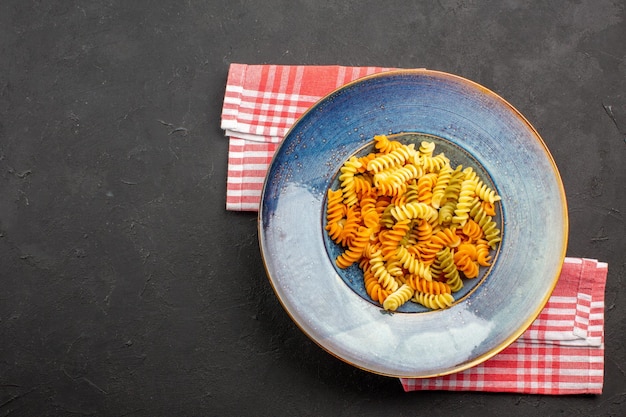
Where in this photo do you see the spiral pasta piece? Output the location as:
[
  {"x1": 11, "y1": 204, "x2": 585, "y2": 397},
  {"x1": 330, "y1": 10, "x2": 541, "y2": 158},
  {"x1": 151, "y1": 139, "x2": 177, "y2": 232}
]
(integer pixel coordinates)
[
  {"x1": 431, "y1": 164, "x2": 453, "y2": 209},
  {"x1": 462, "y1": 166, "x2": 479, "y2": 182},
  {"x1": 339, "y1": 156, "x2": 362, "y2": 206},
  {"x1": 420, "y1": 153, "x2": 449, "y2": 173},
  {"x1": 337, "y1": 204, "x2": 361, "y2": 247},
  {"x1": 415, "y1": 227, "x2": 459, "y2": 265},
  {"x1": 386, "y1": 260, "x2": 405, "y2": 277},
  {"x1": 390, "y1": 201, "x2": 438, "y2": 222},
  {"x1": 413, "y1": 292, "x2": 455, "y2": 310},
  {"x1": 396, "y1": 245, "x2": 432, "y2": 280},
  {"x1": 363, "y1": 263, "x2": 390, "y2": 303},
  {"x1": 383, "y1": 284, "x2": 415, "y2": 311},
  {"x1": 410, "y1": 277, "x2": 452, "y2": 295},
  {"x1": 469, "y1": 197, "x2": 502, "y2": 249},
  {"x1": 379, "y1": 204, "x2": 396, "y2": 229},
  {"x1": 325, "y1": 222, "x2": 343, "y2": 244},
  {"x1": 475, "y1": 181, "x2": 501, "y2": 204},
  {"x1": 413, "y1": 240, "x2": 441, "y2": 266},
  {"x1": 402, "y1": 220, "x2": 420, "y2": 247},
  {"x1": 440, "y1": 166, "x2": 464, "y2": 205},
  {"x1": 372, "y1": 167, "x2": 395, "y2": 187},
  {"x1": 336, "y1": 226, "x2": 372, "y2": 269},
  {"x1": 356, "y1": 154, "x2": 376, "y2": 173},
  {"x1": 369, "y1": 250, "x2": 400, "y2": 292},
  {"x1": 367, "y1": 143, "x2": 417, "y2": 173},
  {"x1": 437, "y1": 200, "x2": 456, "y2": 226},
  {"x1": 461, "y1": 219, "x2": 483, "y2": 242},
  {"x1": 434, "y1": 227, "x2": 462, "y2": 248},
  {"x1": 437, "y1": 247, "x2": 464, "y2": 292},
  {"x1": 453, "y1": 250, "x2": 479, "y2": 279},
  {"x1": 380, "y1": 219, "x2": 411, "y2": 261},
  {"x1": 414, "y1": 219, "x2": 433, "y2": 245},
  {"x1": 428, "y1": 252, "x2": 445, "y2": 280},
  {"x1": 325, "y1": 189, "x2": 345, "y2": 223},
  {"x1": 375, "y1": 197, "x2": 392, "y2": 216},
  {"x1": 418, "y1": 141, "x2": 436, "y2": 158},
  {"x1": 476, "y1": 238, "x2": 492, "y2": 266},
  {"x1": 360, "y1": 190, "x2": 380, "y2": 229},
  {"x1": 403, "y1": 181, "x2": 420, "y2": 204},
  {"x1": 353, "y1": 174, "x2": 374, "y2": 195},
  {"x1": 417, "y1": 172, "x2": 437, "y2": 205},
  {"x1": 385, "y1": 163, "x2": 423, "y2": 188},
  {"x1": 325, "y1": 189, "x2": 346, "y2": 243},
  {"x1": 362, "y1": 241, "x2": 380, "y2": 260},
  {"x1": 452, "y1": 174, "x2": 478, "y2": 227},
  {"x1": 374, "y1": 171, "x2": 407, "y2": 197},
  {"x1": 482, "y1": 201, "x2": 496, "y2": 216},
  {"x1": 373, "y1": 134, "x2": 403, "y2": 154},
  {"x1": 456, "y1": 242, "x2": 478, "y2": 261}
]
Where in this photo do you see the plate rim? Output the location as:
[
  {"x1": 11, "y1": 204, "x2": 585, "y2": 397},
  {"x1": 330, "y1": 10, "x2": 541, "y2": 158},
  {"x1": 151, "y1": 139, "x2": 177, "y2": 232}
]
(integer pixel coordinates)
[{"x1": 257, "y1": 68, "x2": 569, "y2": 378}]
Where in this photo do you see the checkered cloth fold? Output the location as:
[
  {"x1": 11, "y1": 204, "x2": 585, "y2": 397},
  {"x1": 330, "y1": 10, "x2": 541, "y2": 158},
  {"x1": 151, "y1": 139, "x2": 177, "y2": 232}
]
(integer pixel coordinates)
[
  {"x1": 401, "y1": 257, "x2": 606, "y2": 394},
  {"x1": 220, "y1": 63, "x2": 608, "y2": 394},
  {"x1": 221, "y1": 64, "x2": 396, "y2": 211}
]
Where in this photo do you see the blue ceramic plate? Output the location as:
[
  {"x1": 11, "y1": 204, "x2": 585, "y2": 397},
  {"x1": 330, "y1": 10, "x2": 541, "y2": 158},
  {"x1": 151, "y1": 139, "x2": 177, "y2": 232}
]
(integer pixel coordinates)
[{"x1": 258, "y1": 69, "x2": 568, "y2": 378}]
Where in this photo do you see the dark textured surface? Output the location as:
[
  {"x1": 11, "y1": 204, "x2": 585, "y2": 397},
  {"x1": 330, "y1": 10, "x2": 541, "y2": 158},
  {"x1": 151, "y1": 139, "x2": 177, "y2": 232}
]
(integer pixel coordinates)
[{"x1": 0, "y1": 1, "x2": 624, "y2": 416}]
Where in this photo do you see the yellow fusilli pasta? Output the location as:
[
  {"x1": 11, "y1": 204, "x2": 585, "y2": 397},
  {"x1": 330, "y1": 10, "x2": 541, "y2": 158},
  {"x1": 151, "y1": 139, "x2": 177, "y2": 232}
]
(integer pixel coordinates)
[{"x1": 382, "y1": 284, "x2": 415, "y2": 311}]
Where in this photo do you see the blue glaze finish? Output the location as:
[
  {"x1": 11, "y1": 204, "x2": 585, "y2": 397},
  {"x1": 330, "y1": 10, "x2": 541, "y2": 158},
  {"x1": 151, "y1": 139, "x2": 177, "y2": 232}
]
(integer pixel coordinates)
[{"x1": 258, "y1": 70, "x2": 568, "y2": 378}]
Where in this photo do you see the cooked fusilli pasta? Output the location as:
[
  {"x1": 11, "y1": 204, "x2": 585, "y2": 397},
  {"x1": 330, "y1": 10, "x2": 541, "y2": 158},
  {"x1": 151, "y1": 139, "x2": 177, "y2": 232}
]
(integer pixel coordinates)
[
  {"x1": 382, "y1": 284, "x2": 415, "y2": 311},
  {"x1": 325, "y1": 134, "x2": 502, "y2": 311}
]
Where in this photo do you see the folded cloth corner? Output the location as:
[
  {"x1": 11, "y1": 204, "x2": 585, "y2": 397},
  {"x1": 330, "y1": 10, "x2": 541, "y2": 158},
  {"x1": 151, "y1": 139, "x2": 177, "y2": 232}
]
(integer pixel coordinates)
[
  {"x1": 401, "y1": 258, "x2": 607, "y2": 395},
  {"x1": 220, "y1": 63, "x2": 609, "y2": 394},
  {"x1": 221, "y1": 63, "x2": 398, "y2": 211}
]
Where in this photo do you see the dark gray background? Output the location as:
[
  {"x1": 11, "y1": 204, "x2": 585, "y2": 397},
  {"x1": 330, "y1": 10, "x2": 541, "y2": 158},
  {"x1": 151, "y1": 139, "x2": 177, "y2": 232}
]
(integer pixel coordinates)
[{"x1": 1, "y1": 1, "x2": 624, "y2": 416}]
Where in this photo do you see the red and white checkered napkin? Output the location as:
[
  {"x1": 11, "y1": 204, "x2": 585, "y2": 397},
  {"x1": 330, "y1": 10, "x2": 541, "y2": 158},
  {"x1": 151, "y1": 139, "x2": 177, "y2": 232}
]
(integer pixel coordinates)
[
  {"x1": 221, "y1": 63, "x2": 396, "y2": 211},
  {"x1": 401, "y1": 257, "x2": 607, "y2": 395},
  {"x1": 220, "y1": 64, "x2": 608, "y2": 394}
]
